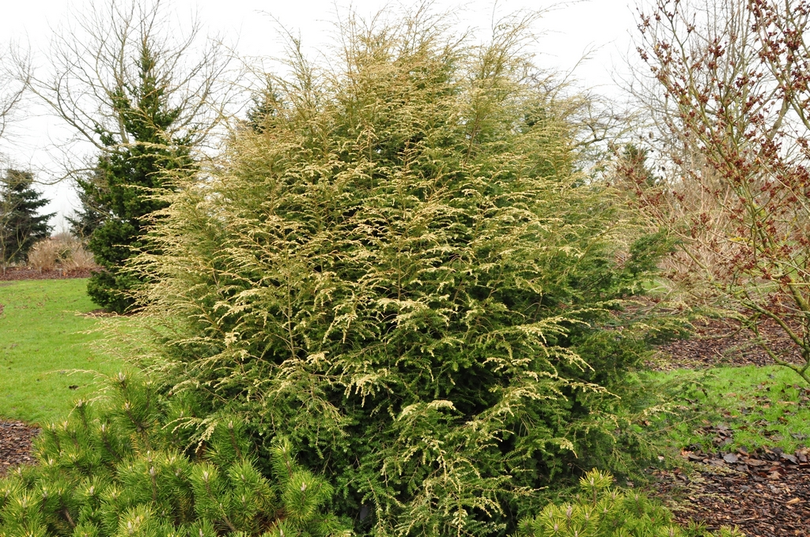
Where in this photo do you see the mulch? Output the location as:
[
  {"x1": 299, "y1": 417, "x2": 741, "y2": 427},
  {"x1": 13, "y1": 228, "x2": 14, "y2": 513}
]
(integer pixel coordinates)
[
  {"x1": 651, "y1": 447, "x2": 810, "y2": 536},
  {"x1": 0, "y1": 421, "x2": 39, "y2": 479},
  {"x1": 0, "y1": 281, "x2": 808, "y2": 534},
  {"x1": 652, "y1": 315, "x2": 806, "y2": 370},
  {"x1": 0, "y1": 267, "x2": 94, "y2": 281}
]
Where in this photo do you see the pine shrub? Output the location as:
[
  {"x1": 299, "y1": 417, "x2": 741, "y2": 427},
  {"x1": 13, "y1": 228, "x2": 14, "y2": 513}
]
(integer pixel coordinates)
[
  {"x1": 138, "y1": 8, "x2": 671, "y2": 536},
  {"x1": 0, "y1": 373, "x2": 349, "y2": 537},
  {"x1": 517, "y1": 469, "x2": 744, "y2": 537}
]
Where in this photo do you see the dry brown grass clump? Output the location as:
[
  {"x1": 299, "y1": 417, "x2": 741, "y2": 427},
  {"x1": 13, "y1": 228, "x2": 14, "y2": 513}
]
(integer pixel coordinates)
[{"x1": 27, "y1": 233, "x2": 97, "y2": 271}]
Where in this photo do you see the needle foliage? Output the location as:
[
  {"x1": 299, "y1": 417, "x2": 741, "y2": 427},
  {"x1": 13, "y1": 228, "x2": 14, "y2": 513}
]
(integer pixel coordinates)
[
  {"x1": 140, "y1": 8, "x2": 666, "y2": 536},
  {"x1": 84, "y1": 42, "x2": 193, "y2": 314},
  {"x1": 0, "y1": 373, "x2": 347, "y2": 537}
]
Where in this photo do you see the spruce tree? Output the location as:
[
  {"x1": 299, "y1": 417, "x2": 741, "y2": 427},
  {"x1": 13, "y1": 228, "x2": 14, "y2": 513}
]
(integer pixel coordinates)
[
  {"x1": 84, "y1": 42, "x2": 192, "y2": 313},
  {"x1": 0, "y1": 169, "x2": 54, "y2": 266},
  {"x1": 67, "y1": 169, "x2": 108, "y2": 240}
]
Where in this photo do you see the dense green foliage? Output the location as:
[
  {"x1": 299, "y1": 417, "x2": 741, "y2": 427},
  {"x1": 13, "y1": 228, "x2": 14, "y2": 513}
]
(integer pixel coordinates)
[
  {"x1": 137, "y1": 12, "x2": 668, "y2": 536},
  {"x1": 0, "y1": 169, "x2": 53, "y2": 265},
  {"x1": 0, "y1": 375, "x2": 739, "y2": 537},
  {"x1": 68, "y1": 170, "x2": 108, "y2": 241},
  {"x1": 83, "y1": 43, "x2": 192, "y2": 313},
  {"x1": 0, "y1": 373, "x2": 348, "y2": 537},
  {"x1": 517, "y1": 469, "x2": 743, "y2": 537}
]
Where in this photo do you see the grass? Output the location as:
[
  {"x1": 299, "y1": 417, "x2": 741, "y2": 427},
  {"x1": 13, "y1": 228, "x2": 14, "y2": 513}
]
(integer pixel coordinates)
[
  {"x1": 0, "y1": 279, "x2": 126, "y2": 425},
  {"x1": 643, "y1": 365, "x2": 810, "y2": 454}
]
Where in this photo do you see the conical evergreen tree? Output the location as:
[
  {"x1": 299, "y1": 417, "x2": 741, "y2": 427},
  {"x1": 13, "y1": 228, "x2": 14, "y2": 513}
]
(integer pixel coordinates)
[
  {"x1": 0, "y1": 169, "x2": 54, "y2": 265},
  {"x1": 84, "y1": 42, "x2": 192, "y2": 313},
  {"x1": 615, "y1": 144, "x2": 660, "y2": 189},
  {"x1": 245, "y1": 79, "x2": 283, "y2": 134}
]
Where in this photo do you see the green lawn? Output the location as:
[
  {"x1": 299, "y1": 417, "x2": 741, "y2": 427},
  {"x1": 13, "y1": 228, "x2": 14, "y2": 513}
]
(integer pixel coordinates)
[
  {"x1": 644, "y1": 364, "x2": 810, "y2": 454},
  {"x1": 0, "y1": 279, "x2": 126, "y2": 425}
]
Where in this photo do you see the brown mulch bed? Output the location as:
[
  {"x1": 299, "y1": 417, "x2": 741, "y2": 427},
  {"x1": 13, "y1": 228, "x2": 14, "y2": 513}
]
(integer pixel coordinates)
[
  {"x1": 653, "y1": 315, "x2": 805, "y2": 370},
  {"x1": 0, "y1": 421, "x2": 39, "y2": 479},
  {"x1": 0, "y1": 267, "x2": 94, "y2": 281},
  {"x1": 652, "y1": 447, "x2": 810, "y2": 536}
]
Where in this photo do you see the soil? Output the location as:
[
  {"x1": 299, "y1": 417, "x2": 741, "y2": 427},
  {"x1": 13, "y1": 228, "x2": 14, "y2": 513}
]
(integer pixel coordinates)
[
  {"x1": 0, "y1": 280, "x2": 807, "y2": 534},
  {"x1": 0, "y1": 421, "x2": 39, "y2": 479},
  {"x1": 0, "y1": 267, "x2": 94, "y2": 281}
]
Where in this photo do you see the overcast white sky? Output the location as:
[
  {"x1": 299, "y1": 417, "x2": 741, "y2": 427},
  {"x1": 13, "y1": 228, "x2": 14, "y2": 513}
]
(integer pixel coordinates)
[{"x1": 0, "y1": 0, "x2": 640, "y2": 231}]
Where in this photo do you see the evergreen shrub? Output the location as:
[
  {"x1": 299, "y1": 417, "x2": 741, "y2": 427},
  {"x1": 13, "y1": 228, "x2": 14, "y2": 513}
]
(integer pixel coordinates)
[
  {"x1": 517, "y1": 469, "x2": 744, "y2": 537},
  {"x1": 140, "y1": 8, "x2": 670, "y2": 536},
  {"x1": 0, "y1": 373, "x2": 349, "y2": 537}
]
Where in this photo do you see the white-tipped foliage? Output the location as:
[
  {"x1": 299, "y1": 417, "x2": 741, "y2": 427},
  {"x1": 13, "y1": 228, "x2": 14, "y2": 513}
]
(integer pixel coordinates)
[{"x1": 140, "y1": 6, "x2": 671, "y2": 536}]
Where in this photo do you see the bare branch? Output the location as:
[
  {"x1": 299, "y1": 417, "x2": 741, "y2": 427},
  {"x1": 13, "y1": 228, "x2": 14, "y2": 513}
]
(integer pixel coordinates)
[
  {"x1": 25, "y1": 0, "x2": 237, "y2": 170},
  {"x1": 628, "y1": 0, "x2": 810, "y2": 383},
  {"x1": 0, "y1": 47, "x2": 28, "y2": 141}
]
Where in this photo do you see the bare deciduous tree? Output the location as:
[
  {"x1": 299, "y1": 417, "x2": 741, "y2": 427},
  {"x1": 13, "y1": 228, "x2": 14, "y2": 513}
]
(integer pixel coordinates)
[{"x1": 632, "y1": 0, "x2": 810, "y2": 382}]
